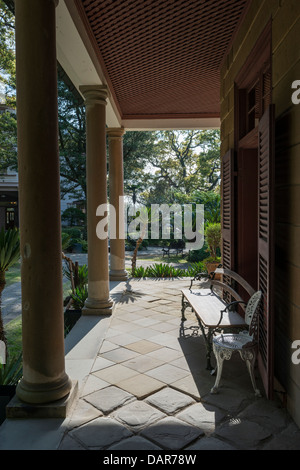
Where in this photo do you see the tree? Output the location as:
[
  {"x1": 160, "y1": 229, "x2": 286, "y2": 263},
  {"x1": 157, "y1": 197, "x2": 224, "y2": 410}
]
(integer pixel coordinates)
[
  {"x1": 58, "y1": 77, "x2": 87, "y2": 203},
  {"x1": 121, "y1": 131, "x2": 157, "y2": 204},
  {"x1": 61, "y1": 207, "x2": 86, "y2": 227},
  {"x1": 0, "y1": 109, "x2": 17, "y2": 171},
  {"x1": 0, "y1": 0, "x2": 15, "y2": 106},
  {"x1": 141, "y1": 130, "x2": 221, "y2": 205}
]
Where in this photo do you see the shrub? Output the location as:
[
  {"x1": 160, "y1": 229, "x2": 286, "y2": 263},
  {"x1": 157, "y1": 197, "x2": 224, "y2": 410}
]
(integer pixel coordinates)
[
  {"x1": 205, "y1": 223, "x2": 221, "y2": 260},
  {"x1": 0, "y1": 353, "x2": 23, "y2": 386},
  {"x1": 71, "y1": 285, "x2": 88, "y2": 310},
  {"x1": 185, "y1": 261, "x2": 207, "y2": 277},
  {"x1": 187, "y1": 242, "x2": 209, "y2": 262}
]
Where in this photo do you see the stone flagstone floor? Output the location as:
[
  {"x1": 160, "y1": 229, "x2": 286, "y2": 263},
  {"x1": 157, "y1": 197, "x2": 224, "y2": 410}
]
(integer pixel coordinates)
[{"x1": 58, "y1": 278, "x2": 300, "y2": 451}]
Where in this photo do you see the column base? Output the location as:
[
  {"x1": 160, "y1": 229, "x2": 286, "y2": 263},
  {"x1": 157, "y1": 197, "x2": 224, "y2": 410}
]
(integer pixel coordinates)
[
  {"x1": 15, "y1": 373, "x2": 73, "y2": 406},
  {"x1": 109, "y1": 269, "x2": 128, "y2": 281},
  {"x1": 82, "y1": 297, "x2": 115, "y2": 316},
  {"x1": 7, "y1": 380, "x2": 78, "y2": 419}
]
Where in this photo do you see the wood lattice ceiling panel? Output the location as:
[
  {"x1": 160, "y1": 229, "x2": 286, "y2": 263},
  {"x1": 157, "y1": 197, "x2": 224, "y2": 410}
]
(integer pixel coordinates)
[{"x1": 76, "y1": 0, "x2": 249, "y2": 120}]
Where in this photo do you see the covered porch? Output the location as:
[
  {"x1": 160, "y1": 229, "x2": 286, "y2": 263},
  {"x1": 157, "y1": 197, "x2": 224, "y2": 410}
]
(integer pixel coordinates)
[
  {"x1": 1, "y1": 0, "x2": 300, "y2": 450},
  {"x1": 1, "y1": 277, "x2": 300, "y2": 450}
]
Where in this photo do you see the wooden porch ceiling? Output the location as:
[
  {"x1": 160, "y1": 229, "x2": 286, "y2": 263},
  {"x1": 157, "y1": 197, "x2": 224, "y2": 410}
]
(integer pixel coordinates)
[{"x1": 74, "y1": 0, "x2": 249, "y2": 122}]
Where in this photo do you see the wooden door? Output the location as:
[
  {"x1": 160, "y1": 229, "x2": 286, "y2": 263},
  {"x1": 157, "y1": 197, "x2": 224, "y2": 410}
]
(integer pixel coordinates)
[{"x1": 257, "y1": 104, "x2": 275, "y2": 398}]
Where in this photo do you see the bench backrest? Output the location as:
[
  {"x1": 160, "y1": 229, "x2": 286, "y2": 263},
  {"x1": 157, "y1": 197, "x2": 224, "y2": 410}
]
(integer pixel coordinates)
[
  {"x1": 246, "y1": 290, "x2": 262, "y2": 337},
  {"x1": 210, "y1": 267, "x2": 256, "y2": 312}
]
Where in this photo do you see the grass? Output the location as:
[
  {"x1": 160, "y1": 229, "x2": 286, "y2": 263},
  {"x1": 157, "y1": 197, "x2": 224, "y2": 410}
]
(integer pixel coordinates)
[
  {"x1": 4, "y1": 261, "x2": 21, "y2": 286},
  {"x1": 5, "y1": 315, "x2": 22, "y2": 359}
]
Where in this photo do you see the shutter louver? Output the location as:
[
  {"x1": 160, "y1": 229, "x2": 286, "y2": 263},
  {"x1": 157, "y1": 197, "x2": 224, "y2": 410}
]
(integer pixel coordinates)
[
  {"x1": 257, "y1": 104, "x2": 275, "y2": 399},
  {"x1": 221, "y1": 149, "x2": 234, "y2": 302}
]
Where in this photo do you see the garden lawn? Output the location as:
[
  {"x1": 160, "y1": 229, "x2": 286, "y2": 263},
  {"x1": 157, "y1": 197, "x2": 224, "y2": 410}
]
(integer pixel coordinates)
[
  {"x1": 5, "y1": 261, "x2": 21, "y2": 286},
  {"x1": 5, "y1": 315, "x2": 22, "y2": 359}
]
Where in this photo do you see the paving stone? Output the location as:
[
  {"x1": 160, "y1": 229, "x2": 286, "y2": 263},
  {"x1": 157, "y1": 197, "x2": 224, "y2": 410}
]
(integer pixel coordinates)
[
  {"x1": 101, "y1": 347, "x2": 141, "y2": 363},
  {"x1": 122, "y1": 354, "x2": 165, "y2": 373},
  {"x1": 130, "y1": 327, "x2": 161, "y2": 340},
  {"x1": 84, "y1": 385, "x2": 136, "y2": 414},
  {"x1": 214, "y1": 419, "x2": 272, "y2": 449},
  {"x1": 145, "y1": 363, "x2": 190, "y2": 384},
  {"x1": 108, "y1": 333, "x2": 142, "y2": 346},
  {"x1": 71, "y1": 417, "x2": 133, "y2": 449},
  {"x1": 133, "y1": 317, "x2": 161, "y2": 327},
  {"x1": 140, "y1": 416, "x2": 203, "y2": 450},
  {"x1": 150, "y1": 322, "x2": 178, "y2": 332},
  {"x1": 116, "y1": 374, "x2": 165, "y2": 399},
  {"x1": 176, "y1": 402, "x2": 226, "y2": 433},
  {"x1": 67, "y1": 399, "x2": 102, "y2": 429},
  {"x1": 99, "y1": 341, "x2": 119, "y2": 353},
  {"x1": 171, "y1": 372, "x2": 213, "y2": 400},
  {"x1": 108, "y1": 435, "x2": 163, "y2": 450},
  {"x1": 150, "y1": 333, "x2": 182, "y2": 350},
  {"x1": 91, "y1": 356, "x2": 116, "y2": 372},
  {"x1": 80, "y1": 374, "x2": 110, "y2": 397},
  {"x1": 59, "y1": 434, "x2": 87, "y2": 450},
  {"x1": 185, "y1": 436, "x2": 237, "y2": 450},
  {"x1": 262, "y1": 422, "x2": 300, "y2": 450},
  {"x1": 145, "y1": 387, "x2": 195, "y2": 414},
  {"x1": 112, "y1": 400, "x2": 166, "y2": 431},
  {"x1": 202, "y1": 386, "x2": 251, "y2": 413},
  {"x1": 237, "y1": 398, "x2": 289, "y2": 431},
  {"x1": 93, "y1": 363, "x2": 139, "y2": 384},
  {"x1": 126, "y1": 340, "x2": 163, "y2": 354},
  {"x1": 146, "y1": 347, "x2": 183, "y2": 362}
]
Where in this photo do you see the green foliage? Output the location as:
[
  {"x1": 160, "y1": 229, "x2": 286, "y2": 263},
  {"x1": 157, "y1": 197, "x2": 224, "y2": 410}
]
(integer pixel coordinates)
[
  {"x1": 0, "y1": 352, "x2": 22, "y2": 386},
  {"x1": 71, "y1": 285, "x2": 88, "y2": 310},
  {"x1": 140, "y1": 130, "x2": 221, "y2": 205},
  {"x1": 186, "y1": 243, "x2": 208, "y2": 262},
  {"x1": 61, "y1": 207, "x2": 86, "y2": 227},
  {"x1": 62, "y1": 227, "x2": 84, "y2": 239},
  {"x1": 204, "y1": 223, "x2": 221, "y2": 260},
  {"x1": 61, "y1": 232, "x2": 71, "y2": 251},
  {"x1": 185, "y1": 261, "x2": 207, "y2": 277},
  {"x1": 58, "y1": 77, "x2": 87, "y2": 201},
  {"x1": 0, "y1": 228, "x2": 20, "y2": 272},
  {"x1": 0, "y1": 110, "x2": 17, "y2": 171},
  {"x1": 0, "y1": 0, "x2": 16, "y2": 101},
  {"x1": 63, "y1": 263, "x2": 88, "y2": 291},
  {"x1": 131, "y1": 261, "x2": 207, "y2": 279}
]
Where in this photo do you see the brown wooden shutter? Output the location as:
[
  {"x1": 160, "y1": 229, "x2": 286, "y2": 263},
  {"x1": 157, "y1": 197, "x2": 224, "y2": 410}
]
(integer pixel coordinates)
[
  {"x1": 222, "y1": 149, "x2": 234, "y2": 270},
  {"x1": 257, "y1": 104, "x2": 275, "y2": 399}
]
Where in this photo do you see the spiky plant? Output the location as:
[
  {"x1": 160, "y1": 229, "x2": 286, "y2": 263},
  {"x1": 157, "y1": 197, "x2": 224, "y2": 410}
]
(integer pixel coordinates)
[{"x1": 0, "y1": 228, "x2": 20, "y2": 346}]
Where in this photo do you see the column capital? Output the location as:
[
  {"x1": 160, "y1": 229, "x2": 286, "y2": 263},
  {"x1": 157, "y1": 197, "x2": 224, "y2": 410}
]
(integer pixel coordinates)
[
  {"x1": 79, "y1": 85, "x2": 108, "y2": 106},
  {"x1": 107, "y1": 127, "x2": 125, "y2": 139}
]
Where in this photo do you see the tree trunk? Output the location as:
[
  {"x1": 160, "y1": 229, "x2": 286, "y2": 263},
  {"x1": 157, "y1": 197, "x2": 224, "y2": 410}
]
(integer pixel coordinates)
[
  {"x1": 131, "y1": 224, "x2": 147, "y2": 275},
  {"x1": 131, "y1": 236, "x2": 143, "y2": 275}
]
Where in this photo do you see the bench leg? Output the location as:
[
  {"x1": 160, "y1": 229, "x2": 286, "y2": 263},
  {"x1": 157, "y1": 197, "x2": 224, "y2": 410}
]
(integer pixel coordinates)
[
  {"x1": 211, "y1": 345, "x2": 233, "y2": 393},
  {"x1": 239, "y1": 348, "x2": 261, "y2": 397},
  {"x1": 196, "y1": 319, "x2": 214, "y2": 370},
  {"x1": 181, "y1": 294, "x2": 188, "y2": 322}
]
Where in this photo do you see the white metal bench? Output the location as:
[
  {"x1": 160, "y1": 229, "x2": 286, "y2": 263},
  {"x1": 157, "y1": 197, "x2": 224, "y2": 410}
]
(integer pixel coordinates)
[{"x1": 181, "y1": 267, "x2": 256, "y2": 371}]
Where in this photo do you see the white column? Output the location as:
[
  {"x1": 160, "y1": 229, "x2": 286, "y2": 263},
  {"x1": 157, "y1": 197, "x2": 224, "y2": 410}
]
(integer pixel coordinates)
[
  {"x1": 79, "y1": 85, "x2": 114, "y2": 315},
  {"x1": 108, "y1": 128, "x2": 128, "y2": 281},
  {"x1": 15, "y1": 0, "x2": 72, "y2": 404}
]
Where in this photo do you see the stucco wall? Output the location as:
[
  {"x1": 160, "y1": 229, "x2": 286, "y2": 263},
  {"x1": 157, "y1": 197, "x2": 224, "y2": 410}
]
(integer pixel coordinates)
[{"x1": 220, "y1": 0, "x2": 300, "y2": 426}]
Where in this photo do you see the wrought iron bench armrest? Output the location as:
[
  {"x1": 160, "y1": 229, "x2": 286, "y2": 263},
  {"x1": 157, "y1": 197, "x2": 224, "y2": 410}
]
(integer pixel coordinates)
[{"x1": 214, "y1": 300, "x2": 247, "y2": 331}]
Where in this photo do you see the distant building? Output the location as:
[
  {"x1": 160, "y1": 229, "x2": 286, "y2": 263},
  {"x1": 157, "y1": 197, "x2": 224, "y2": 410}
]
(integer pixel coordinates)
[{"x1": 0, "y1": 166, "x2": 18, "y2": 230}]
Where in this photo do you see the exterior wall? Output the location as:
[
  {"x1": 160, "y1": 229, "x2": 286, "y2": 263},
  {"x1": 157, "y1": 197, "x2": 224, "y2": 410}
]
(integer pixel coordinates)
[
  {"x1": 220, "y1": 0, "x2": 300, "y2": 426},
  {"x1": 0, "y1": 207, "x2": 5, "y2": 230}
]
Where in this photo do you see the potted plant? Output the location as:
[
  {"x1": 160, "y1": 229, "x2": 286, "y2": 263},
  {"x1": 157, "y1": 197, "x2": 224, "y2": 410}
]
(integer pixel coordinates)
[{"x1": 204, "y1": 223, "x2": 221, "y2": 278}]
